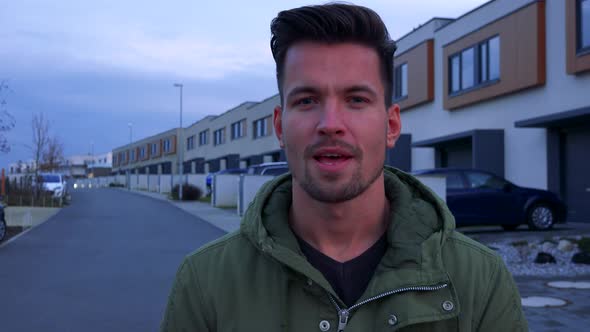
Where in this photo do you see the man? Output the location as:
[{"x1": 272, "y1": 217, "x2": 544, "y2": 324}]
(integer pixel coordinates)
[{"x1": 161, "y1": 4, "x2": 528, "y2": 331}]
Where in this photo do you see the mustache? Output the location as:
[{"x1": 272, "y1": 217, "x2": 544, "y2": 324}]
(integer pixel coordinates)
[{"x1": 303, "y1": 139, "x2": 362, "y2": 159}]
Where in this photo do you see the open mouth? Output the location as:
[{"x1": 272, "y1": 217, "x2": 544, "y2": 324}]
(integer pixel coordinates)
[{"x1": 314, "y1": 153, "x2": 352, "y2": 165}]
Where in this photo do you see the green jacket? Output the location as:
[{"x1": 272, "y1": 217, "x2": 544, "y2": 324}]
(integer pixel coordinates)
[{"x1": 161, "y1": 167, "x2": 528, "y2": 331}]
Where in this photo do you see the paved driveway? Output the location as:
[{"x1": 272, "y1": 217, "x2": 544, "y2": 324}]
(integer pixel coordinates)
[{"x1": 0, "y1": 188, "x2": 225, "y2": 332}]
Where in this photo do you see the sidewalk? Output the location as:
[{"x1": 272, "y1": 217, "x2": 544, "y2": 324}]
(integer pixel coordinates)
[
  {"x1": 122, "y1": 189, "x2": 242, "y2": 233},
  {"x1": 4, "y1": 206, "x2": 62, "y2": 228}
]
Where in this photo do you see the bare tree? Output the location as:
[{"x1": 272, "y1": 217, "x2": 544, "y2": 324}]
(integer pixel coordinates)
[
  {"x1": 0, "y1": 79, "x2": 16, "y2": 153},
  {"x1": 31, "y1": 112, "x2": 50, "y2": 187},
  {"x1": 41, "y1": 136, "x2": 64, "y2": 172}
]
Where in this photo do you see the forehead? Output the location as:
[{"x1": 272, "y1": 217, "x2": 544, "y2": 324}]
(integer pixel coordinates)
[{"x1": 282, "y1": 42, "x2": 383, "y2": 93}]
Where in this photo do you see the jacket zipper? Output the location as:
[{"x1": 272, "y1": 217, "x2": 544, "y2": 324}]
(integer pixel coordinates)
[{"x1": 328, "y1": 283, "x2": 448, "y2": 332}]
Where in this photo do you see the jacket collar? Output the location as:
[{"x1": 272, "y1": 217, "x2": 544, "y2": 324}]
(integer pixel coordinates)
[{"x1": 241, "y1": 166, "x2": 457, "y2": 297}]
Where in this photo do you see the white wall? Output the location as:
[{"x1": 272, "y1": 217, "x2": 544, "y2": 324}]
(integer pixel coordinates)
[
  {"x1": 238, "y1": 175, "x2": 275, "y2": 216},
  {"x1": 212, "y1": 174, "x2": 240, "y2": 207}
]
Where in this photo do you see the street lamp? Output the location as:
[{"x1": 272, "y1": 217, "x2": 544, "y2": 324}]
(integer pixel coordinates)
[
  {"x1": 127, "y1": 122, "x2": 132, "y2": 190},
  {"x1": 128, "y1": 122, "x2": 133, "y2": 144},
  {"x1": 173, "y1": 83, "x2": 184, "y2": 200}
]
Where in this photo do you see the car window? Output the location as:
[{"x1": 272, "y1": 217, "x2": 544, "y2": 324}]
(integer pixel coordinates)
[
  {"x1": 445, "y1": 172, "x2": 465, "y2": 189},
  {"x1": 261, "y1": 167, "x2": 289, "y2": 176},
  {"x1": 465, "y1": 172, "x2": 507, "y2": 190}
]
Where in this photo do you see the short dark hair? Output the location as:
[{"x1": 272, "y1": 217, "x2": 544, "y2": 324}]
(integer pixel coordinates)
[{"x1": 270, "y1": 3, "x2": 397, "y2": 107}]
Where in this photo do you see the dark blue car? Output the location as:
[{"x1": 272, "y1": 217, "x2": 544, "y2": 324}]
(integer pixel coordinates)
[{"x1": 412, "y1": 168, "x2": 567, "y2": 230}]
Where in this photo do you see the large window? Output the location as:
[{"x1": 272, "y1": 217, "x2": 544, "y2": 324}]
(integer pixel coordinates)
[
  {"x1": 163, "y1": 138, "x2": 172, "y2": 153},
  {"x1": 449, "y1": 36, "x2": 500, "y2": 94},
  {"x1": 186, "y1": 135, "x2": 195, "y2": 150},
  {"x1": 253, "y1": 116, "x2": 271, "y2": 139},
  {"x1": 579, "y1": 0, "x2": 590, "y2": 52},
  {"x1": 393, "y1": 63, "x2": 408, "y2": 99},
  {"x1": 151, "y1": 142, "x2": 159, "y2": 156},
  {"x1": 214, "y1": 128, "x2": 226, "y2": 146},
  {"x1": 199, "y1": 130, "x2": 209, "y2": 146},
  {"x1": 231, "y1": 119, "x2": 246, "y2": 140}
]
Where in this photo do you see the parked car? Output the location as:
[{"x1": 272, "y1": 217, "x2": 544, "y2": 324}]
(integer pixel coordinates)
[
  {"x1": 412, "y1": 168, "x2": 567, "y2": 230},
  {"x1": 38, "y1": 173, "x2": 68, "y2": 201},
  {"x1": 206, "y1": 168, "x2": 248, "y2": 195},
  {"x1": 0, "y1": 203, "x2": 6, "y2": 242},
  {"x1": 247, "y1": 162, "x2": 290, "y2": 176}
]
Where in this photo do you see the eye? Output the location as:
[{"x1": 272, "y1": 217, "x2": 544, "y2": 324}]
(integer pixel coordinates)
[
  {"x1": 292, "y1": 96, "x2": 318, "y2": 109},
  {"x1": 348, "y1": 96, "x2": 369, "y2": 104}
]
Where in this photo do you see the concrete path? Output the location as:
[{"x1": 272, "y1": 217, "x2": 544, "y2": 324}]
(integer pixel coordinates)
[
  {"x1": 0, "y1": 188, "x2": 225, "y2": 332},
  {"x1": 123, "y1": 189, "x2": 242, "y2": 233}
]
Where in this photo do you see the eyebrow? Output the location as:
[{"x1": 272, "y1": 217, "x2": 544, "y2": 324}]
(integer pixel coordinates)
[
  {"x1": 286, "y1": 84, "x2": 378, "y2": 101},
  {"x1": 286, "y1": 86, "x2": 320, "y2": 101},
  {"x1": 344, "y1": 85, "x2": 378, "y2": 99}
]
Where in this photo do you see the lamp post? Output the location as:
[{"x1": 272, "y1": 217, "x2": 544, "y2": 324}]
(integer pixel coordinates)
[
  {"x1": 128, "y1": 123, "x2": 133, "y2": 143},
  {"x1": 173, "y1": 83, "x2": 184, "y2": 200},
  {"x1": 127, "y1": 123, "x2": 132, "y2": 190}
]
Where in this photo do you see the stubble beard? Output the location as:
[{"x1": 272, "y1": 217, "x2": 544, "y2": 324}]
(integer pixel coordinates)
[{"x1": 290, "y1": 140, "x2": 384, "y2": 203}]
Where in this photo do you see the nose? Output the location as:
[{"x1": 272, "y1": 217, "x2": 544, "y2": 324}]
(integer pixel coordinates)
[{"x1": 317, "y1": 99, "x2": 346, "y2": 137}]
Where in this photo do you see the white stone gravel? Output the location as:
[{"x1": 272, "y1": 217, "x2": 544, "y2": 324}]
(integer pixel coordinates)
[{"x1": 488, "y1": 239, "x2": 590, "y2": 277}]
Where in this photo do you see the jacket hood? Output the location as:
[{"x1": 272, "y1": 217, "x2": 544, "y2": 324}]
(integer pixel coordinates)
[{"x1": 240, "y1": 166, "x2": 457, "y2": 296}]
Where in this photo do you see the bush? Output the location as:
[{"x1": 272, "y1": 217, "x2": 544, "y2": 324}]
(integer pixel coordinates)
[
  {"x1": 108, "y1": 182, "x2": 125, "y2": 188},
  {"x1": 171, "y1": 184, "x2": 202, "y2": 201}
]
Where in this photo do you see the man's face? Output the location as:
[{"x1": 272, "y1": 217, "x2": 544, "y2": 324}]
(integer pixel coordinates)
[{"x1": 274, "y1": 42, "x2": 401, "y2": 203}]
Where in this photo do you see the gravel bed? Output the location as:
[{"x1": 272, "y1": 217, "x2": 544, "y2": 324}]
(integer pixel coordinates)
[{"x1": 488, "y1": 238, "x2": 590, "y2": 277}]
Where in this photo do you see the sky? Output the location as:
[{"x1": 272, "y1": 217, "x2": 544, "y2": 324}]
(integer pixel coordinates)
[{"x1": 0, "y1": 0, "x2": 488, "y2": 169}]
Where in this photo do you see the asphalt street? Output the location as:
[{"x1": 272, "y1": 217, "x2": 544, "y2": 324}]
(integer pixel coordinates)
[{"x1": 0, "y1": 188, "x2": 225, "y2": 332}]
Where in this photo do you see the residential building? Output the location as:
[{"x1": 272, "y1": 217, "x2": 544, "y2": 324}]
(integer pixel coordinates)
[{"x1": 395, "y1": 0, "x2": 590, "y2": 222}]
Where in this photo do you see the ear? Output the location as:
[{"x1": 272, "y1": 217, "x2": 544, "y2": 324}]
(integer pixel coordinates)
[
  {"x1": 273, "y1": 105, "x2": 285, "y2": 148},
  {"x1": 386, "y1": 104, "x2": 402, "y2": 148}
]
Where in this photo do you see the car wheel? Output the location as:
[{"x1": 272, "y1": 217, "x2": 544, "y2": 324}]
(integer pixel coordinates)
[
  {"x1": 502, "y1": 224, "x2": 519, "y2": 231},
  {"x1": 0, "y1": 219, "x2": 6, "y2": 242},
  {"x1": 527, "y1": 204, "x2": 554, "y2": 230}
]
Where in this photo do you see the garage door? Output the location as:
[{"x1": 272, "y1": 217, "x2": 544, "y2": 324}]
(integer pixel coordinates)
[
  {"x1": 438, "y1": 139, "x2": 472, "y2": 168},
  {"x1": 564, "y1": 125, "x2": 590, "y2": 223}
]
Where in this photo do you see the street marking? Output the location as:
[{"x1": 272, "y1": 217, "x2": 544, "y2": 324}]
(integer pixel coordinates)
[
  {"x1": 521, "y1": 296, "x2": 568, "y2": 308},
  {"x1": 547, "y1": 281, "x2": 590, "y2": 289}
]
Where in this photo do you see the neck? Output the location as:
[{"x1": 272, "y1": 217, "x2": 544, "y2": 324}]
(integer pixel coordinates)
[{"x1": 290, "y1": 173, "x2": 390, "y2": 263}]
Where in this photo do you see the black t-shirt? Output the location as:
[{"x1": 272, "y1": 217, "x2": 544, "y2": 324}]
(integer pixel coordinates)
[{"x1": 296, "y1": 233, "x2": 388, "y2": 307}]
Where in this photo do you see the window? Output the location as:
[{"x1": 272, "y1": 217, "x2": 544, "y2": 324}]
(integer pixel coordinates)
[
  {"x1": 214, "y1": 128, "x2": 226, "y2": 145},
  {"x1": 187, "y1": 135, "x2": 195, "y2": 150},
  {"x1": 139, "y1": 147, "x2": 146, "y2": 159},
  {"x1": 579, "y1": 0, "x2": 590, "y2": 52},
  {"x1": 199, "y1": 130, "x2": 209, "y2": 145},
  {"x1": 449, "y1": 36, "x2": 500, "y2": 94},
  {"x1": 445, "y1": 172, "x2": 466, "y2": 189},
  {"x1": 231, "y1": 119, "x2": 246, "y2": 140},
  {"x1": 253, "y1": 116, "x2": 271, "y2": 139},
  {"x1": 151, "y1": 142, "x2": 159, "y2": 156},
  {"x1": 163, "y1": 138, "x2": 172, "y2": 153},
  {"x1": 465, "y1": 172, "x2": 508, "y2": 190},
  {"x1": 130, "y1": 149, "x2": 136, "y2": 161},
  {"x1": 393, "y1": 63, "x2": 408, "y2": 99}
]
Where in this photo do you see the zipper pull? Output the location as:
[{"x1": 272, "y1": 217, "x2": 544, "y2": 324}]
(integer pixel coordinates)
[{"x1": 337, "y1": 309, "x2": 350, "y2": 332}]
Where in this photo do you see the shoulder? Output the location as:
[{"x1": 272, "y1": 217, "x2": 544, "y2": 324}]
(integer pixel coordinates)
[
  {"x1": 442, "y1": 230, "x2": 504, "y2": 279},
  {"x1": 184, "y1": 230, "x2": 258, "y2": 270}
]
